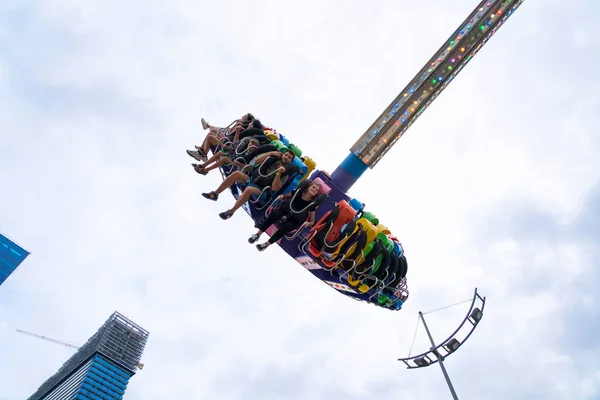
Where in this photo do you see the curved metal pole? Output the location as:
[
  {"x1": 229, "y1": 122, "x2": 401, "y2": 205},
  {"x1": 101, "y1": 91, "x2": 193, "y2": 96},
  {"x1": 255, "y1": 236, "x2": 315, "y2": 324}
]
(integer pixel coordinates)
[
  {"x1": 419, "y1": 311, "x2": 459, "y2": 400},
  {"x1": 398, "y1": 288, "x2": 485, "y2": 368}
]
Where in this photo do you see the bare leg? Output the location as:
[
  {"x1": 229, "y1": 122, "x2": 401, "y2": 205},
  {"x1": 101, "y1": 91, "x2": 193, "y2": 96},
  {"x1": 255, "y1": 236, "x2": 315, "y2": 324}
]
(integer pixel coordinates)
[
  {"x1": 203, "y1": 157, "x2": 231, "y2": 173},
  {"x1": 214, "y1": 171, "x2": 249, "y2": 195},
  {"x1": 230, "y1": 186, "x2": 261, "y2": 214},
  {"x1": 199, "y1": 134, "x2": 221, "y2": 155},
  {"x1": 200, "y1": 150, "x2": 224, "y2": 167}
]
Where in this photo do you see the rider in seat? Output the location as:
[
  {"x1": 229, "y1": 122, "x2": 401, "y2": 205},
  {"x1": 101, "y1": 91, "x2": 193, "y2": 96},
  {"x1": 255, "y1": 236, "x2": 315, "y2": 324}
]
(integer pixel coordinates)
[
  {"x1": 188, "y1": 114, "x2": 261, "y2": 161},
  {"x1": 191, "y1": 138, "x2": 260, "y2": 176},
  {"x1": 248, "y1": 180, "x2": 324, "y2": 251},
  {"x1": 201, "y1": 150, "x2": 297, "y2": 220}
]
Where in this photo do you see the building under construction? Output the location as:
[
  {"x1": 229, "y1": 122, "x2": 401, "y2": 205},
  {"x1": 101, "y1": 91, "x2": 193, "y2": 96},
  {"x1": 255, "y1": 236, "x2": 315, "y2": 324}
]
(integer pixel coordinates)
[{"x1": 27, "y1": 311, "x2": 149, "y2": 400}]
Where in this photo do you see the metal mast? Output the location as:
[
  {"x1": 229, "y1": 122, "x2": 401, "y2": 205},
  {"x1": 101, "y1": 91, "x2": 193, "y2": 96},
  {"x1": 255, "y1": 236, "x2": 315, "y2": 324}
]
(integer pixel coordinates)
[
  {"x1": 399, "y1": 288, "x2": 486, "y2": 398},
  {"x1": 330, "y1": 0, "x2": 525, "y2": 193}
]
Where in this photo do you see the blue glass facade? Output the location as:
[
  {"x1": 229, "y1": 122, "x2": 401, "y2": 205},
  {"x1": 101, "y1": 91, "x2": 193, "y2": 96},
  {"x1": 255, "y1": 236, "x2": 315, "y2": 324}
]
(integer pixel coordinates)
[
  {"x1": 80, "y1": 355, "x2": 133, "y2": 400},
  {"x1": 37, "y1": 354, "x2": 133, "y2": 400},
  {"x1": 0, "y1": 232, "x2": 29, "y2": 286}
]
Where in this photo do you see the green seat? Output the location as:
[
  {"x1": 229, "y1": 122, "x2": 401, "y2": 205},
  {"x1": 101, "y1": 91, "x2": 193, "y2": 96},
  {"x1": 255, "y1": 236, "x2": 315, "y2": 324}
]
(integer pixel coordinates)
[
  {"x1": 289, "y1": 143, "x2": 302, "y2": 157},
  {"x1": 362, "y1": 212, "x2": 379, "y2": 226},
  {"x1": 378, "y1": 293, "x2": 394, "y2": 306},
  {"x1": 270, "y1": 140, "x2": 288, "y2": 153},
  {"x1": 371, "y1": 234, "x2": 393, "y2": 272}
]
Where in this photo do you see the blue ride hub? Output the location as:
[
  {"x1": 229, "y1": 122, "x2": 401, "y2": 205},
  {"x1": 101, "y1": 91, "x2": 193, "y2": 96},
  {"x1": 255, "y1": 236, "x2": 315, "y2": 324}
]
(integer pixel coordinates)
[
  {"x1": 222, "y1": 165, "x2": 404, "y2": 311},
  {"x1": 330, "y1": 152, "x2": 369, "y2": 194}
]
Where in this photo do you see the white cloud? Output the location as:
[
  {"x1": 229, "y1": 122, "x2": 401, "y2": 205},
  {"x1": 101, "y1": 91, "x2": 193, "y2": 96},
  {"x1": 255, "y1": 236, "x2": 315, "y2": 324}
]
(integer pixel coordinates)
[{"x1": 1, "y1": 0, "x2": 600, "y2": 399}]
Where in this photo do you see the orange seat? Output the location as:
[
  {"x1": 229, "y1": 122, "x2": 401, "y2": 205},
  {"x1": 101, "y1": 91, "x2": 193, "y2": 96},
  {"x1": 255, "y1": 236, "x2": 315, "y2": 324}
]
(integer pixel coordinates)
[{"x1": 308, "y1": 200, "x2": 356, "y2": 261}]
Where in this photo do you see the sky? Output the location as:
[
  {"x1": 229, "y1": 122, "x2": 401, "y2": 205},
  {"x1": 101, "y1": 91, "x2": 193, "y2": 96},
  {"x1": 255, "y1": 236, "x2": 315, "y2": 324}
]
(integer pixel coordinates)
[{"x1": 1, "y1": 0, "x2": 599, "y2": 399}]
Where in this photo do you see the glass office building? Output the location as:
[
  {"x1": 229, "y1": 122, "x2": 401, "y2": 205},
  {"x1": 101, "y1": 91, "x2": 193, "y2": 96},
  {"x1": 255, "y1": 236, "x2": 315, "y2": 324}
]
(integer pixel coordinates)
[
  {"x1": 0, "y1": 232, "x2": 29, "y2": 286},
  {"x1": 28, "y1": 312, "x2": 149, "y2": 400}
]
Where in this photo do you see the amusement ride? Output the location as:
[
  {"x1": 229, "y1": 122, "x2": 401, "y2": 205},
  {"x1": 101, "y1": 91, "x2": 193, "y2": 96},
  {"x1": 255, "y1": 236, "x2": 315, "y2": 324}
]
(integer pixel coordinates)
[{"x1": 192, "y1": 0, "x2": 524, "y2": 315}]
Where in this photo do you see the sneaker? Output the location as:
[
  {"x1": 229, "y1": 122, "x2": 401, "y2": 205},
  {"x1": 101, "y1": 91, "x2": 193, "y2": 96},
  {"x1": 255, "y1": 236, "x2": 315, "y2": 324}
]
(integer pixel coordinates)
[
  {"x1": 202, "y1": 191, "x2": 218, "y2": 201},
  {"x1": 197, "y1": 149, "x2": 208, "y2": 162},
  {"x1": 186, "y1": 149, "x2": 204, "y2": 161},
  {"x1": 201, "y1": 118, "x2": 210, "y2": 130},
  {"x1": 256, "y1": 243, "x2": 269, "y2": 251},
  {"x1": 219, "y1": 210, "x2": 234, "y2": 220},
  {"x1": 192, "y1": 164, "x2": 208, "y2": 175},
  {"x1": 248, "y1": 233, "x2": 260, "y2": 244}
]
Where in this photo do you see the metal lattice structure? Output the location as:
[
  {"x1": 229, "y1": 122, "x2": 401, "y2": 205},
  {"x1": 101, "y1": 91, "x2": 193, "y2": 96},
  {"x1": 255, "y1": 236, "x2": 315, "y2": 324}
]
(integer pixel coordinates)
[{"x1": 350, "y1": 0, "x2": 525, "y2": 168}]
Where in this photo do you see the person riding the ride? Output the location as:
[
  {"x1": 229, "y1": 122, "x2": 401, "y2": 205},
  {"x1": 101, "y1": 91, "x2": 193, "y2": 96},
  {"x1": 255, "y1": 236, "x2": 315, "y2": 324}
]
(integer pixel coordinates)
[
  {"x1": 248, "y1": 179, "x2": 323, "y2": 251},
  {"x1": 201, "y1": 149, "x2": 297, "y2": 220}
]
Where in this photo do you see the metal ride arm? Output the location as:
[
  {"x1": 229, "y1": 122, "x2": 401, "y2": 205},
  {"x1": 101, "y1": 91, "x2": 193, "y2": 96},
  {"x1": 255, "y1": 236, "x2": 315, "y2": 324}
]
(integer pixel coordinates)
[
  {"x1": 331, "y1": 0, "x2": 525, "y2": 193},
  {"x1": 352, "y1": 0, "x2": 525, "y2": 167}
]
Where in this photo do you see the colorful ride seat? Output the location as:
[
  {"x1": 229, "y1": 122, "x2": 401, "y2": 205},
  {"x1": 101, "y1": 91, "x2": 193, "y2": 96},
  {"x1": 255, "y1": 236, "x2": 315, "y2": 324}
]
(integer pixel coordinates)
[
  {"x1": 223, "y1": 143, "x2": 279, "y2": 176},
  {"x1": 348, "y1": 219, "x2": 381, "y2": 266},
  {"x1": 269, "y1": 140, "x2": 288, "y2": 153},
  {"x1": 326, "y1": 213, "x2": 372, "y2": 263},
  {"x1": 387, "y1": 235, "x2": 404, "y2": 258},
  {"x1": 278, "y1": 134, "x2": 290, "y2": 146},
  {"x1": 385, "y1": 253, "x2": 400, "y2": 285},
  {"x1": 351, "y1": 237, "x2": 393, "y2": 293},
  {"x1": 229, "y1": 142, "x2": 277, "y2": 176},
  {"x1": 335, "y1": 217, "x2": 378, "y2": 275},
  {"x1": 319, "y1": 202, "x2": 357, "y2": 260},
  {"x1": 328, "y1": 223, "x2": 360, "y2": 261},
  {"x1": 358, "y1": 243, "x2": 392, "y2": 293},
  {"x1": 307, "y1": 200, "x2": 356, "y2": 258},
  {"x1": 333, "y1": 225, "x2": 363, "y2": 265},
  {"x1": 288, "y1": 143, "x2": 302, "y2": 158},
  {"x1": 337, "y1": 226, "x2": 368, "y2": 273},
  {"x1": 372, "y1": 233, "x2": 394, "y2": 271},
  {"x1": 362, "y1": 211, "x2": 379, "y2": 226},
  {"x1": 349, "y1": 198, "x2": 364, "y2": 212},
  {"x1": 261, "y1": 179, "x2": 329, "y2": 243},
  {"x1": 378, "y1": 254, "x2": 408, "y2": 307},
  {"x1": 236, "y1": 129, "x2": 271, "y2": 146},
  {"x1": 376, "y1": 224, "x2": 391, "y2": 235},
  {"x1": 348, "y1": 239, "x2": 383, "y2": 285},
  {"x1": 247, "y1": 155, "x2": 306, "y2": 209},
  {"x1": 265, "y1": 131, "x2": 279, "y2": 142},
  {"x1": 374, "y1": 254, "x2": 400, "y2": 301},
  {"x1": 300, "y1": 156, "x2": 316, "y2": 182},
  {"x1": 347, "y1": 230, "x2": 394, "y2": 291},
  {"x1": 278, "y1": 157, "x2": 309, "y2": 197}
]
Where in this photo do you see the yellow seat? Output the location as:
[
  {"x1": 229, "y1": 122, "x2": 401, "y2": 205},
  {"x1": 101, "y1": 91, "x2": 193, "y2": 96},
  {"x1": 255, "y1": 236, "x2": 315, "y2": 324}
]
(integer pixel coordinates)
[
  {"x1": 265, "y1": 131, "x2": 278, "y2": 142},
  {"x1": 345, "y1": 218, "x2": 378, "y2": 265},
  {"x1": 358, "y1": 283, "x2": 371, "y2": 293},
  {"x1": 329, "y1": 224, "x2": 359, "y2": 258},
  {"x1": 377, "y1": 224, "x2": 391, "y2": 235},
  {"x1": 300, "y1": 156, "x2": 316, "y2": 182},
  {"x1": 347, "y1": 274, "x2": 375, "y2": 293},
  {"x1": 347, "y1": 273, "x2": 361, "y2": 287},
  {"x1": 355, "y1": 229, "x2": 393, "y2": 293}
]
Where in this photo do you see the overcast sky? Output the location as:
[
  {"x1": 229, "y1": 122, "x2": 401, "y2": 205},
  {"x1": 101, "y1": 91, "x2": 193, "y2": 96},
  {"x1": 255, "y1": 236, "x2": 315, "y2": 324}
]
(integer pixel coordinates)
[{"x1": 1, "y1": 0, "x2": 599, "y2": 399}]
